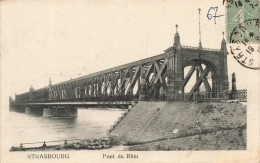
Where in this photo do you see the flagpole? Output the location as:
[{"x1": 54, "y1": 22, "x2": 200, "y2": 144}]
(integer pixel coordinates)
[{"x1": 198, "y1": 8, "x2": 202, "y2": 49}]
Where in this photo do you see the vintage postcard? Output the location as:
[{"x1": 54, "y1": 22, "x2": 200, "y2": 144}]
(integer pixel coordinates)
[{"x1": 1, "y1": 0, "x2": 259, "y2": 162}]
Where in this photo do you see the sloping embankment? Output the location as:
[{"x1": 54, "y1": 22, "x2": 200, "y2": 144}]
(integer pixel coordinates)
[{"x1": 109, "y1": 101, "x2": 246, "y2": 150}]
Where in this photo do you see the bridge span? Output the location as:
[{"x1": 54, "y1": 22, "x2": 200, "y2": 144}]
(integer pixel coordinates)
[{"x1": 10, "y1": 26, "x2": 246, "y2": 117}]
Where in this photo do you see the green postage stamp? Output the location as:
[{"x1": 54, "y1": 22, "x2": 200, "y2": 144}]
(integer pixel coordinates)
[{"x1": 227, "y1": 0, "x2": 259, "y2": 43}]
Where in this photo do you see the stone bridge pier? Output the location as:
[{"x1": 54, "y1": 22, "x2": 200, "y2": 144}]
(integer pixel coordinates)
[
  {"x1": 25, "y1": 106, "x2": 44, "y2": 115},
  {"x1": 12, "y1": 105, "x2": 78, "y2": 118},
  {"x1": 10, "y1": 105, "x2": 25, "y2": 113},
  {"x1": 43, "y1": 106, "x2": 78, "y2": 118}
]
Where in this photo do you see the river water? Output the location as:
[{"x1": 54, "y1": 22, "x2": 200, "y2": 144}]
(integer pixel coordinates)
[{"x1": 8, "y1": 108, "x2": 125, "y2": 148}]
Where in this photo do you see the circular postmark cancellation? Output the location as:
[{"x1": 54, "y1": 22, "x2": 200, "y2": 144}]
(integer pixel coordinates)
[
  {"x1": 229, "y1": 19, "x2": 259, "y2": 70},
  {"x1": 230, "y1": 19, "x2": 259, "y2": 43},
  {"x1": 229, "y1": 43, "x2": 260, "y2": 70}
]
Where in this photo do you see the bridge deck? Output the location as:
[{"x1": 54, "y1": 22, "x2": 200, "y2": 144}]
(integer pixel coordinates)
[{"x1": 12, "y1": 101, "x2": 133, "y2": 106}]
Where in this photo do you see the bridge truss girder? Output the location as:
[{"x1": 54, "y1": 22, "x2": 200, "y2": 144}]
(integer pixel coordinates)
[
  {"x1": 15, "y1": 31, "x2": 229, "y2": 103},
  {"x1": 46, "y1": 59, "x2": 169, "y2": 102}
]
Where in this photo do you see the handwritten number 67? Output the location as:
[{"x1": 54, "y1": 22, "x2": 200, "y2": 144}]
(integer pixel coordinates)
[{"x1": 207, "y1": 7, "x2": 224, "y2": 24}]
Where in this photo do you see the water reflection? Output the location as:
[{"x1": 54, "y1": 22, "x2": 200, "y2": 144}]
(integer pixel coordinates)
[{"x1": 8, "y1": 108, "x2": 125, "y2": 147}]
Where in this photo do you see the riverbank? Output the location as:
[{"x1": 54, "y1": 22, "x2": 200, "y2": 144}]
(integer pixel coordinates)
[
  {"x1": 10, "y1": 137, "x2": 115, "y2": 151},
  {"x1": 10, "y1": 101, "x2": 246, "y2": 151},
  {"x1": 110, "y1": 101, "x2": 246, "y2": 150}
]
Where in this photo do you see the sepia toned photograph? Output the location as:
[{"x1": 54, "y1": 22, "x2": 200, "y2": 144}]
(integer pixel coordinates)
[{"x1": 1, "y1": 0, "x2": 259, "y2": 162}]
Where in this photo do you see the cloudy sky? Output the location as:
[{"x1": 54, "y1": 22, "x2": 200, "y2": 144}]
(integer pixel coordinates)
[{"x1": 1, "y1": 0, "x2": 251, "y2": 98}]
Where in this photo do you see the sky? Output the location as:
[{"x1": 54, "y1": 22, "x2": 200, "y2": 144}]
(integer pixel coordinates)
[{"x1": 1, "y1": 0, "x2": 251, "y2": 98}]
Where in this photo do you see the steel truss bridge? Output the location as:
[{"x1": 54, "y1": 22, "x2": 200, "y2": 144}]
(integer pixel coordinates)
[{"x1": 11, "y1": 28, "x2": 247, "y2": 108}]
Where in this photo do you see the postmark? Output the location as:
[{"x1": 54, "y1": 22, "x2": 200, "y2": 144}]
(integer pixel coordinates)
[
  {"x1": 230, "y1": 18, "x2": 259, "y2": 43},
  {"x1": 226, "y1": 0, "x2": 259, "y2": 43},
  {"x1": 229, "y1": 42, "x2": 260, "y2": 69}
]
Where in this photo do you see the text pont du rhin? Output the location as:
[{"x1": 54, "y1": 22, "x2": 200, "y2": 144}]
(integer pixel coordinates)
[{"x1": 103, "y1": 153, "x2": 138, "y2": 159}]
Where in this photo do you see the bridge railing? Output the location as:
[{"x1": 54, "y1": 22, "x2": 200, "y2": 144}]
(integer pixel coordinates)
[
  {"x1": 184, "y1": 92, "x2": 228, "y2": 102},
  {"x1": 182, "y1": 46, "x2": 220, "y2": 52},
  {"x1": 182, "y1": 90, "x2": 247, "y2": 102},
  {"x1": 137, "y1": 89, "x2": 247, "y2": 102}
]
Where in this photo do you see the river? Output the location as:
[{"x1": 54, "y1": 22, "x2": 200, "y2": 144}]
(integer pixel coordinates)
[{"x1": 8, "y1": 108, "x2": 125, "y2": 148}]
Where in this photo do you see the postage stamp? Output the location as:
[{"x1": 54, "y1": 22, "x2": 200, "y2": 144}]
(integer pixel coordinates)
[{"x1": 226, "y1": 0, "x2": 259, "y2": 43}]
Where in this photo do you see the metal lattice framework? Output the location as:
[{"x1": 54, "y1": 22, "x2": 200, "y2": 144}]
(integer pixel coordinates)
[
  {"x1": 14, "y1": 29, "x2": 232, "y2": 103},
  {"x1": 42, "y1": 54, "x2": 168, "y2": 102}
]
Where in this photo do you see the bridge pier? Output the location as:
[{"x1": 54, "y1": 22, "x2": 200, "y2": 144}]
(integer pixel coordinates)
[
  {"x1": 10, "y1": 106, "x2": 25, "y2": 113},
  {"x1": 43, "y1": 106, "x2": 78, "y2": 118},
  {"x1": 25, "y1": 106, "x2": 43, "y2": 115}
]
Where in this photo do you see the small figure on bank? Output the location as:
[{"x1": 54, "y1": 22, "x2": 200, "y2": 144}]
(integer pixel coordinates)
[
  {"x1": 231, "y1": 72, "x2": 238, "y2": 99},
  {"x1": 64, "y1": 140, "x2": 68, "y2": 146}
]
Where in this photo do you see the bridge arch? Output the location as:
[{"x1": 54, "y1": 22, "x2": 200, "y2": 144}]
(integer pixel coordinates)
[{"x1": 182, "y1": 59, "x2": 219, "y2": 100}]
